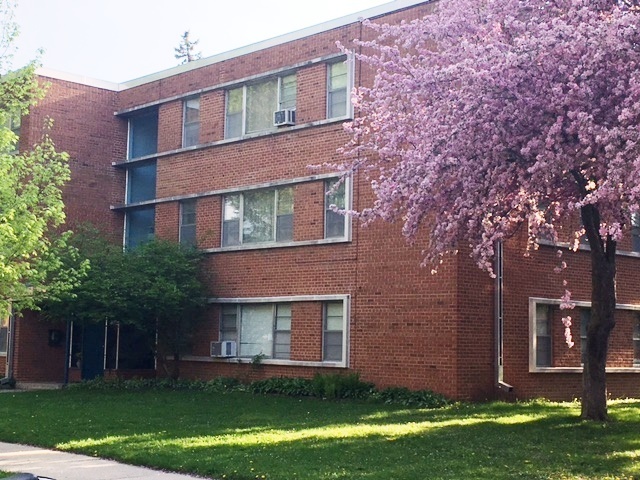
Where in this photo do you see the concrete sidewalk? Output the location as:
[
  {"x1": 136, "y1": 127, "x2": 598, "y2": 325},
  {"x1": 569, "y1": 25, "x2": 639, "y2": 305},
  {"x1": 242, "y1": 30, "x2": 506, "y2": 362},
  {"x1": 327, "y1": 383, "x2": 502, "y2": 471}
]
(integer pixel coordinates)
[{"x1": 0, "y1": 442, "x2": 211, "y2": 480}]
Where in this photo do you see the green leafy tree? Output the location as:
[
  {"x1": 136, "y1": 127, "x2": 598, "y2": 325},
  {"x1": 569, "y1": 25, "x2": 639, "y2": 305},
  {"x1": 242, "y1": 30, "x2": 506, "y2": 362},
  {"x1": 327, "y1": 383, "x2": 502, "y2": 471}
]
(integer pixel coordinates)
[
  {"x1": 44, "y1": 228, "x2": 209, "y2": 379},
  {"x1": 0, "y1": 0, "x2": 83, "y2": 317},
  {"x1": 129, "y1": 239, "x2": 208, "y2": 379},
  {"x1": 174, "y1": 30, "x2": 202, "y2": 65}
]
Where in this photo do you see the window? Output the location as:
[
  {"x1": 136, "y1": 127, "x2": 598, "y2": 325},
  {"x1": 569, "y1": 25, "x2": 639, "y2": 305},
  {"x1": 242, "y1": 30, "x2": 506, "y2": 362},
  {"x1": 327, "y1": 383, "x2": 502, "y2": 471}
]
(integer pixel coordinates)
[
  {"x1": 327, "y1": 61, "x2": 348, "y2": 118},
  {"x1": 220, "y1": 304, "x2": 291, "y2": 359},
  {"x1": 126, "y1": 206, "x2": 155, "y2": 249},
  {"x1": 222, "y1": 187, "x2": 294, "y2": 247},
  {"x1": 127, "y1": 162, "x2": 157, "y2": 203},
  {"x1": 535, "y1": 304, "x2": 552, "y2": 367},
  {"x1": 182, "y1": 97, "x2": 200, "y2": 147},
  {"x1": 179, "y1": 200, "x2": 197, "y2": 246},
  {"x1": 0, "y1": 314, "x2": 8, "y2": 355},
  {"x1": 634, "y1": 315, "x2": 640, "y2": 366},
  {"x1": 632, "y1": 213, "x2": 640, "y2": 253},
  {"x1": 128, "y1": 110, "x2": 158, "y2": 159},
  {"x1": 325, "y1": 180, "x2": 346, "y2": 238},
  {"x1": 274, "y1": 304, "x2": 292, "y2": 360},
  {"x1": 323, "y1": 302, "x2": 344, "y2": 362},
  {"x1": 580, "y1": 309, "x2": 591, "y2": 364},
  {"x1": 225, "y1": 73, "x2": 297, "y2": 138},
  {"x1": 5, "y1": 112, "x2": 20, "y2": 153}
]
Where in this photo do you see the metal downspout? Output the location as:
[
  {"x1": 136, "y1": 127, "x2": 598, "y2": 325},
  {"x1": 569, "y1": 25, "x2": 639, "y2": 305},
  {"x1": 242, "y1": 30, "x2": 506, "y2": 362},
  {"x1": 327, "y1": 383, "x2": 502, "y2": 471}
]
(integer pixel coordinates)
[{"x1": 495, "y1": 241, "x2": 513, "y2": 392}]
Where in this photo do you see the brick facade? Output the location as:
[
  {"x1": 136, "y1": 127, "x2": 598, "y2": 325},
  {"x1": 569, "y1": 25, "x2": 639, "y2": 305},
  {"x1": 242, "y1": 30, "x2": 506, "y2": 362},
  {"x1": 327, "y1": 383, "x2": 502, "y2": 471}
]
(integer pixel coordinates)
[{"x1": 7, "y1": 0, "x2": 639, "y2": 400}]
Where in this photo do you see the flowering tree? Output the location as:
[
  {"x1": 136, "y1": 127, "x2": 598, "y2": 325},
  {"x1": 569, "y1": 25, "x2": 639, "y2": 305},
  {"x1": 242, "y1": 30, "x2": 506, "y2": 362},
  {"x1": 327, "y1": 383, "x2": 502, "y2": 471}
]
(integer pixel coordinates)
[{"x1": 339, "y1": 0, "x2": 640, "y2": 420}]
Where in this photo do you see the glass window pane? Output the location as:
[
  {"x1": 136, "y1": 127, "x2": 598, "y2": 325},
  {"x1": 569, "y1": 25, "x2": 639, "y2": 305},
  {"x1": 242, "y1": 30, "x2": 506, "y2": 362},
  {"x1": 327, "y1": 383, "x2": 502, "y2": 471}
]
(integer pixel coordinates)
[
  {"x1": 129, "y1": 111, "x2": 158, "y2": 159},
  {"x1": 226, "y1": 113, "x2": 243, "y2": 139},
  {"x1": 246, "y1": 79, "x2": 278, "y2": 134},
  {"x1": 329, "y1": 91, "x2": 347, "y2": 118},
  {"x1": 223, "y1": 195, "x2": 240, "y2": 246},
  {"x1": 127, "y1": 162, "x2": 157, "y2": 203},
  {"x1": 536, "y1": 337, "x2": 552, "y2": 367},
  {"x1": 276, "y1": 215, "x2": 293, "y2": 242},
  {"x1": 329, "y1": 62, "x2": 348, "y2": 90},
  {"x1": 0, "y1": 315, "x2": 8, "y2": 355},
  {"x1": 221, "y1": 306, "x2": 238, "y2": 342},
  {"x1": 277, "y1": 187, "x2": 294, "y2": 215},
  {"x1": 325, "y1": 181, "x2": 346, "y2": 238},
  {"x1": 243, "y1": 190, "x2": 275, "y2": 243},
  {"x1": 324, "y1": 332, "x2": 343, "y2": 361},
  {"x1": 276, "y1": 304, "x2": 291, "y2": 330},
  {"x1": 180, "y1": 200, "x2": 197, "y2": 246},
  {"x1": 240, "y1": 305, "x2": 273, "y2": 357},
  {"x1": 535, "y1": 305, "x2": 550, "y2": 336},
  {"x1": 126, "y1": 206, "x2": 155, "y2": 249},
  {"x1": 280, "y1": 74, "x2": 297, "y2": 110},
  {"x1": 225, "y1": 88, "x2": 244, "y2": 139},
  {"x1": 183, "y1": 123, "x2": 200, "y2": 147},
  {"x1": 227, "y1": 88, "x2": 243, "y2": 114},
  {"x1": 184, "y1": 98, "x2": 200, "y2": 123}
]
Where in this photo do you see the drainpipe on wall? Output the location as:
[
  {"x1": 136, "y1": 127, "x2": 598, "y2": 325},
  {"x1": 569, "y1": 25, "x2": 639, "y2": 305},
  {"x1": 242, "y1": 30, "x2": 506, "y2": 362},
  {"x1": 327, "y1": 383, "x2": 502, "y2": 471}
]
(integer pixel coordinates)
[{"x1": 494, "y1": 240, "x2": 514, "y2": 392}]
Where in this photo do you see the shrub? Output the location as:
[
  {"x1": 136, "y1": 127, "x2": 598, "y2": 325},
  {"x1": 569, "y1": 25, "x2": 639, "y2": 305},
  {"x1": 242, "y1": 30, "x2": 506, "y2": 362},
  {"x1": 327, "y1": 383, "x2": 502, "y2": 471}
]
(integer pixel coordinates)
[
  {"x1": 248, "y1": 377, "x2": 315, "y2": 396},
  {"x1": 374, "y1": 386, "x2": 449, "y2": 409},
  {"x1": 312, "y1": 373, "x2": 375, "y2": 400},
  {"x1": 66, "y1": 374, "x2": 449, "y2": 409}
]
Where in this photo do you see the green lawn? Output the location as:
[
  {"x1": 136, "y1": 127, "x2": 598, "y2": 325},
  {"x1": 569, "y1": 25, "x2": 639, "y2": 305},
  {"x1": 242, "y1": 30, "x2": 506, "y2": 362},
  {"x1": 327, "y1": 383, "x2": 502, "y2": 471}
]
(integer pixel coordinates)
[{"x1": 0, "y1": 390, "x2": 637, "y2": 480}]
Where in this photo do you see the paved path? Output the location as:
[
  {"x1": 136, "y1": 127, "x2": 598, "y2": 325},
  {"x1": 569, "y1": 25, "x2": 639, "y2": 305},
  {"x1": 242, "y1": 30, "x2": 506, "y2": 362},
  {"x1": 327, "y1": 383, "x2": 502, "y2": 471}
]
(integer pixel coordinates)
[{"x1": 0, "y1": 442, "x2": 211, "y2": 480}]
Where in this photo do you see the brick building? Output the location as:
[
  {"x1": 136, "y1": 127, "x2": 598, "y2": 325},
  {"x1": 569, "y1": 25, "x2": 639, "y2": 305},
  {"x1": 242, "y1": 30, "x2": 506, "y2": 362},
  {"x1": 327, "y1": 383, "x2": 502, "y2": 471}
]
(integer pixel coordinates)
[{"x1": 1, "y1": 0, "x2": 639, "y2": 400}]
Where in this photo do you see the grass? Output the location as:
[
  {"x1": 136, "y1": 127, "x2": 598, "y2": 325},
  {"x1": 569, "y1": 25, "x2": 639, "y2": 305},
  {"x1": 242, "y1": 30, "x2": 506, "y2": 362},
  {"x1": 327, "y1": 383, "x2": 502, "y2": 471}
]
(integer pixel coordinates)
[{"x1": 0, "y1": 390, "x2": 637, "y2": 480}]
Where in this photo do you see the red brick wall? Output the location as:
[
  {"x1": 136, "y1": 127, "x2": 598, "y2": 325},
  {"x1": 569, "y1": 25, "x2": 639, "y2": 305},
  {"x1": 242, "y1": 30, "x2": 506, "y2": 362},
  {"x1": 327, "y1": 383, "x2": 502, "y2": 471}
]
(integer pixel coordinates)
[
  {"x1": 12, "y1": 313, "x2": 67, "y2": 383},
  {"x1": 29, "y1": 76, "x2": 125, "y2": 237},
  {"x1": 16, "y1": 1, "x2": 639, "y2": 402}
]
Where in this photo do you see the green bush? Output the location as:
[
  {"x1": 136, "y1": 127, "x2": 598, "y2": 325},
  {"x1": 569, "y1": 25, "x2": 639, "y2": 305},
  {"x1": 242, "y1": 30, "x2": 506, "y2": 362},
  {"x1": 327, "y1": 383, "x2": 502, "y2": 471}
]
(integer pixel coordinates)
[
  {"x1": 66, "y1": 374, "x2": 449, "y2": 409},
  {"x1": 374, "y1": 386, "x2": 449, "y2": 409},
  {"x1": 248, "y1": 377, "x2": 315, "y2": 396},
  {"x1": 312, "y1": 373, "x2": 375, "y2": 400}
]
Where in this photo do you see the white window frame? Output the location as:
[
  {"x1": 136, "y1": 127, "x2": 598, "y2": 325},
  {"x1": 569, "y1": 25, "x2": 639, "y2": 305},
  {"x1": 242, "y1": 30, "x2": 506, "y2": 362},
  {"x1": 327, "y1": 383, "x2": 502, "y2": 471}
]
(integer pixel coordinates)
[
  {"x1": 529, "y1": 297, "x2": 640, "y2": 373},
  {"x1": 326, "y1": 56, "x2": 353, "y2": 119},
  {"x1": 221, "y1": 186, "x2": 294, "y2": 247},
  {"x1": 225, "y1": 72, "x2": 297, "y2": 139},
  {"x1": 632, "y1": 212, "x2": 640, "y2": 253},
  {"x1": 182, "y1": 97, "x2": 201, "y2": 148},
  {"x1": 324, "y1": 178, "x2": 350, "y2": 240},
  {"x1": 179, "y1": 199, "x2": 197, "y2": 246},
  {"x1": 0, "y1": 313, "x2": 9, "y2": 356},
  {"x1": 211, "y1": 294, "x2": 350, "y2": 368}
]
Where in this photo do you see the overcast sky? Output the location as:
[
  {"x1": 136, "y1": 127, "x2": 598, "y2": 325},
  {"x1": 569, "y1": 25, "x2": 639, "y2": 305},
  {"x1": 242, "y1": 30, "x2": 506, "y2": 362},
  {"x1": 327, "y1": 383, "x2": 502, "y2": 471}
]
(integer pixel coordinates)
[{"x1": 10, "y1": 0, "x2": 392, "y2": 83}]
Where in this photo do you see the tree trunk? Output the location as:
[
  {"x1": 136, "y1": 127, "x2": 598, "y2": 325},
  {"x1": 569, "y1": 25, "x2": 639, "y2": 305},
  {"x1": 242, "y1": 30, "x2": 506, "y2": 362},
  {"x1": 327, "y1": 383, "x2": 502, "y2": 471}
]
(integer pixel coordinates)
[{"x1": 581, "y1": 204, "x2": 617, "y2": 421}]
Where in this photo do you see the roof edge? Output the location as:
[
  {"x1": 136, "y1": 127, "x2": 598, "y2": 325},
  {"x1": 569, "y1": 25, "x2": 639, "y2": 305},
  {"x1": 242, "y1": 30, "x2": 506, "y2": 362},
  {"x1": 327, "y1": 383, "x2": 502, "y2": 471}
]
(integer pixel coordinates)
[
  {"x1": 38, "y1": 0, "x2": 430, "y2": 91},
  {"x1": 35, "y1": 67, "x2": 122, "y2": 91}
]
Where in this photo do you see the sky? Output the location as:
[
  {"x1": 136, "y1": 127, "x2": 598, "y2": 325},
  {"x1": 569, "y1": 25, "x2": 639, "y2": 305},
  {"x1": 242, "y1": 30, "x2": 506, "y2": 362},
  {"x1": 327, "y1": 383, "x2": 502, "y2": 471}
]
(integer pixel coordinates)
[{"x1": 10, "y1": 0, "x2": 393, "y2": 83}]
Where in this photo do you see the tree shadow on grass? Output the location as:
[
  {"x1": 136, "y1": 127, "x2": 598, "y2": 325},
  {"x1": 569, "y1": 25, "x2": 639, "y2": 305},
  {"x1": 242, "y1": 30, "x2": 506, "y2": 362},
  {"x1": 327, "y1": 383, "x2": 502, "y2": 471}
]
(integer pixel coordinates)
[{"x1": 0, "y1": 391, "x2": 637, "y2": 479}]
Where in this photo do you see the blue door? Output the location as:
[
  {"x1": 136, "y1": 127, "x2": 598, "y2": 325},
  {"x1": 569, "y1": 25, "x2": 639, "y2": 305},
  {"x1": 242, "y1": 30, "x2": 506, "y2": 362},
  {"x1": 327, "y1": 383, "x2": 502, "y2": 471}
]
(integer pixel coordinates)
[{"x1": 81, "y1": 323, "x2": 104, "y2": 380}]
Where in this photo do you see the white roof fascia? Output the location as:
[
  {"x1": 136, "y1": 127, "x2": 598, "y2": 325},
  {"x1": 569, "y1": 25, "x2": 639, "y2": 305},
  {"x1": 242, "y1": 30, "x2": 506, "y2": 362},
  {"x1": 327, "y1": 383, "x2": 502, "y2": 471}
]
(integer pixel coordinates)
[{"x1": 36, "y1": 67, "x2": 121, "y2": 91}]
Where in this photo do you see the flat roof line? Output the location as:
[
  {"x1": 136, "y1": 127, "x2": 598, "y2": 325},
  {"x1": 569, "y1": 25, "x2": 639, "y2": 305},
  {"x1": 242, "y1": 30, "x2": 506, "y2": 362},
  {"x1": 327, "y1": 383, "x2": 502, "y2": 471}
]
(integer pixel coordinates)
[{"x1": 37, "y1": 0, "x2": 429, "y2": 91}]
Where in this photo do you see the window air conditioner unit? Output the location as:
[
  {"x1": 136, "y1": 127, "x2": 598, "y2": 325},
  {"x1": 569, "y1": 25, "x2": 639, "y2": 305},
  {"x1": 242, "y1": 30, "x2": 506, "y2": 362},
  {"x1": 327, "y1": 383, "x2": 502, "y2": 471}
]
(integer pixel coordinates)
[
  {"x1": 274, "y1": 109, "x2": 295, "y2": 127},
  {"x1": 210, "y1": 340, "x2": 237, "y2": 358}
]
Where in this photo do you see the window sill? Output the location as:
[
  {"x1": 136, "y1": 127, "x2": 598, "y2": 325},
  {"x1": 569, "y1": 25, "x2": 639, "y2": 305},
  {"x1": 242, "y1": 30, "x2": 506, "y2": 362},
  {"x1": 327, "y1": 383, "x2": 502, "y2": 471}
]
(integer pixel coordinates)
[
  {"x1": 204, "y1": 237, "x2": 350, "y2": 253},
  {"x1": 538, "y1": 239, "x2": 640, "y2": 258},
  {"x1": 181, "y1": 355, "x2": 347, "y2": 369},
  {"x1": 530, "y1": 366, "x2": 640, "y2": 373}
]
